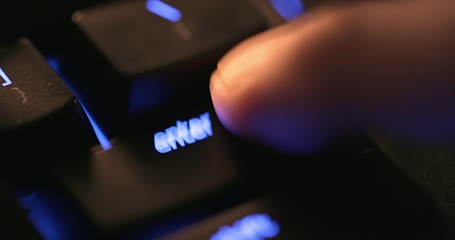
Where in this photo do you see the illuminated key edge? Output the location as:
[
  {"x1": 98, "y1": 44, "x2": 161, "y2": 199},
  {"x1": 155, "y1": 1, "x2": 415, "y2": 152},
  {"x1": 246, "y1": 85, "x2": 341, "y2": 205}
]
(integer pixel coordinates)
[
  {"x1": 81, "y1": 104, "x2": 113, "y2": 151},
  {"x1": 46, "y1": 56, "x2": 112, "y2": 151}
]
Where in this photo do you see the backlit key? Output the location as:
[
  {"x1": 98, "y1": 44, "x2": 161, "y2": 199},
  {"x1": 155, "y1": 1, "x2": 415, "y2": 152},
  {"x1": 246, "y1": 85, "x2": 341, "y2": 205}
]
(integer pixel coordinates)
[{"x1": 55, "y1": 0, "x2": 272, "y2": 133}]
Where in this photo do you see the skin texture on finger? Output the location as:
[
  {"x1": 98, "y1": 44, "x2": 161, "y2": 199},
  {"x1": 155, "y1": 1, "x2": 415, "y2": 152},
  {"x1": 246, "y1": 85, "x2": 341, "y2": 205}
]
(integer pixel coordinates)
[{"x1": 210, "y1": 0, "x2": 455, "y2": 154}]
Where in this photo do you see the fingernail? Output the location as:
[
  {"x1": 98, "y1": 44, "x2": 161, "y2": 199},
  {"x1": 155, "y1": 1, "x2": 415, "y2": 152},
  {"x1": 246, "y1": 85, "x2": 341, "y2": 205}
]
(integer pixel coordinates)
[{"x1": 210, "y1": 69, "x2": 228, "y2": 99}]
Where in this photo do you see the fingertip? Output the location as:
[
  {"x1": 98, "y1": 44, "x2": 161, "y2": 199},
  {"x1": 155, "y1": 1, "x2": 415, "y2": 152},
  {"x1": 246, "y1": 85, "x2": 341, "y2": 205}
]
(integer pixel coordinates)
[
  {"x1": 209, "y1": 70, "x2": 233, "y2": 132},
  {"x1": 210, "y1": 66, "x2": 335, "y2": 154},
  {"x1": 208, "y1": 15, "x2": 343, "y2": 154},
  {"x1": 210, "y1": 68, "x2": 246, "y2": 137}
]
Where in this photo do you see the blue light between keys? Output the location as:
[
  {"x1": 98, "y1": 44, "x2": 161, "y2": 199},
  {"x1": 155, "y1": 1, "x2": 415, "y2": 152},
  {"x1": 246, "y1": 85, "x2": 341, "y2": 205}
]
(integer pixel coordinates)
[
  {"x1": 46, "y1": 56, "x2": 112, "y2": 151},
  {"x1": 146, "y1": 0, "x2": 182, "y2": 22},
  {"x1": 18, "y1": 192, "x2": 73, "y2": 240},
  {"x1": 270, "y1": 0, "x2": 304, "y2": 21},
  {"x1": 80, "y1": 104, "x2": 113, "y2": 151}
]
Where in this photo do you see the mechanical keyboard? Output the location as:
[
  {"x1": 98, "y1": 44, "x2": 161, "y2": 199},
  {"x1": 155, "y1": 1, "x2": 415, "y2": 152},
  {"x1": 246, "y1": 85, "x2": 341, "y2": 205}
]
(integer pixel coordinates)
[{"x1": 1, "y1": 0, "x2": 455, "y2": 239}]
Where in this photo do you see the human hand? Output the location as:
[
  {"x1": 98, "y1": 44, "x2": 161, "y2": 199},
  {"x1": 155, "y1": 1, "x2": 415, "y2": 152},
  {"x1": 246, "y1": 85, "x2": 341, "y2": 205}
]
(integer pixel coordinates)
[{"x1": 210, "y1": 0, "x2": 455, "y2": 153}]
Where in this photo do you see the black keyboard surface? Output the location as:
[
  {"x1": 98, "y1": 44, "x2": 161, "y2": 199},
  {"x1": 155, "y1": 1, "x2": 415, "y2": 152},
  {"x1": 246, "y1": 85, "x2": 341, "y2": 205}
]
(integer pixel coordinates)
[{"x1": 1, "y1": 0, "x2": 455, "y2": 239}]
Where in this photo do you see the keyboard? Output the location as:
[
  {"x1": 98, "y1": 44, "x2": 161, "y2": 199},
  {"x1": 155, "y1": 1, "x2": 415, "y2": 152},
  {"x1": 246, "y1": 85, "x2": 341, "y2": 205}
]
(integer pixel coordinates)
[{"x1": 1, "y1": 0, "x2": 455, "y2": 239}]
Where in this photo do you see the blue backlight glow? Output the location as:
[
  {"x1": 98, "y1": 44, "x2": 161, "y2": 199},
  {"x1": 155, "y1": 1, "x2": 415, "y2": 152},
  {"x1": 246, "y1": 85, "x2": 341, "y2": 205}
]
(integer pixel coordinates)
[
  {"x1": 270, "y1": 0, "x2": 304, "y2": 21},
  {"x1": 154, "y1": 112, "x2": 213, "y2": 153},
  {"x1": 146, "y1": 0, "x2": 182, "y2": 22},
  {"x1": 0, "y1": 67, "x2": 12, "y2": 87},
  {"x1": 19, "y1": 192, "x2": 92, "y2": 240},
  {"x1": 46, "y1": 57, "x2": 60, "y2": 73},
  {"x1": 210, "y1": 213, "x2": 280, "y2": 240},
  {"x1": 19, "y1": 194, "x2": 63, "y2": 240},
  {"x1": 46, "y1": 56, "x2": 112, "y2": 151},
  {"x1": 81, "y1": 104, "x2": 112, "y2": 151},
  {"x1": 19, "y1": 193, "x2": 70, "y2": 240}
]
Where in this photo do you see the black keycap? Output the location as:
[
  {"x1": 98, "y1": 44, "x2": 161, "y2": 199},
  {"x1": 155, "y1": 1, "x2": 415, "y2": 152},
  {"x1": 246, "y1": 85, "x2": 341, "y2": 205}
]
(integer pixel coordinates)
[
  {"x1": 51, "y1": 95, "x2": 285, "y2": 230},
  {"x1": 54, "y1": 0, "x2": 278, "y2": 135},
  {"x1": 72, "y1": 0, "x2": 270, "y2": 76},
  {"x1": 153, "y1": 149, "x2": 452, "y2": 240},
  {"x1": 55, "y1": 134, "x2": 238, "y2": 229},
  {"x1": 0, "y1": 39, "x2": 97, "y2": 160}
]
